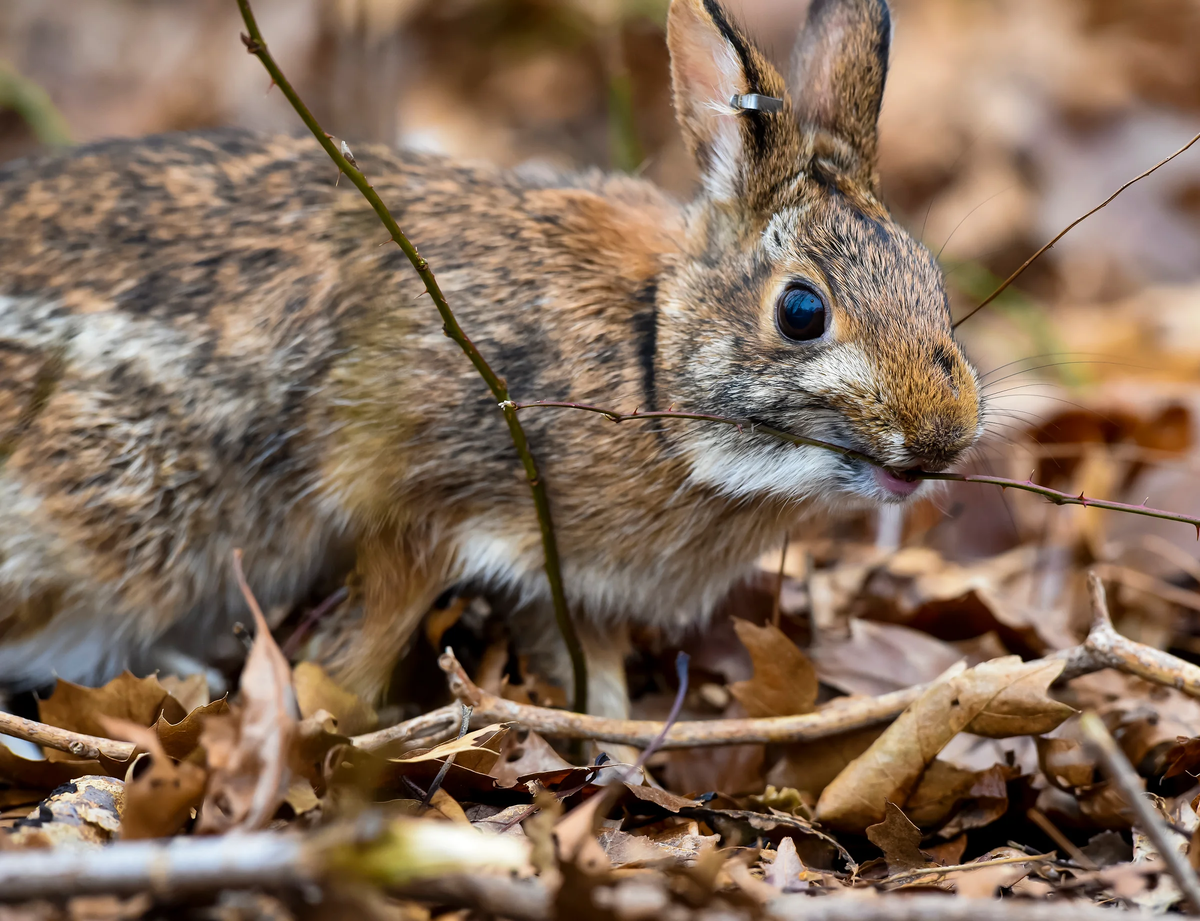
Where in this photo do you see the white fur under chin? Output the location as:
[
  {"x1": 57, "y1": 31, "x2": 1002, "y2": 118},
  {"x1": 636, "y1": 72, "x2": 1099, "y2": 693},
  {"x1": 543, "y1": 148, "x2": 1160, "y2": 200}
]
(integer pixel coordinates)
[
  {"x1": 683, "y1": 430, "x2": 936, "y2": 509},
  {"x1": 684, "y1": 430, "x2": 846, "y2": 502}
]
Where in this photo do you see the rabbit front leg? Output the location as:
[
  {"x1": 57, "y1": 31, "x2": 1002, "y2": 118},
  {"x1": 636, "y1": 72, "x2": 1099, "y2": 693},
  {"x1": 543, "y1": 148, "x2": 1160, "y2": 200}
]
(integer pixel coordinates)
[{"x1": 317, "y1": 527, "x2": 452, "y2": 703}]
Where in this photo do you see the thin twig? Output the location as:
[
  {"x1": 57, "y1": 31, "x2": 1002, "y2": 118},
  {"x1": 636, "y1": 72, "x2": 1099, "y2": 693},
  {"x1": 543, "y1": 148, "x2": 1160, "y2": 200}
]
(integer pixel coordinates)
[
  {"x1": 1079, "y1": 709, "x2": 1200, "y2": 914},
  {"x1": 882, "y1": 851, "x2": 1054, "y2": 886},
  {"x1": 620, "y1": 651, "x2": 689, "y2": 784},
  {"x1": 233, "y1": 0, "x2": 587, "y2": 714},
  {"x1": 514, "y1": 401, "x2": 1200, "y2": 535},
  {"x1": 283, "y1": 585, "x2": 349, "y2": 659},
  {"x1": 1026, "y1": 807, "x2": 1097, "y2": 871},
  {"x1": 513, "y1": 401, "x2": 878, "y2": 465},
  {"x1": 953, "y1": 129, "x2": 1200, "y2": 328},
  {"x1": 422, "y1": 702, "x2": 472, "y2": 807}
]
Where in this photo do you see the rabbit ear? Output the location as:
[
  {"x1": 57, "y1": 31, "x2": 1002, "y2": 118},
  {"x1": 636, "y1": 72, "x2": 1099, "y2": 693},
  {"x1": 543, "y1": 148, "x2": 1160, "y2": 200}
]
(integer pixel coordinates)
[
  {"x1": 790, "y1": 0, "x2": 892, "y2": 168},
  {"x1": 667, "y1": 0, "x2": 762, "y2": 201}
]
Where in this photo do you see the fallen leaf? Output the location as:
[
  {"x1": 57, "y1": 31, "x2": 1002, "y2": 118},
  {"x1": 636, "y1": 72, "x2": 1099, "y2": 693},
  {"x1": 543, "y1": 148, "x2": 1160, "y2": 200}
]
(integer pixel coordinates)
[
  {"x1": 490, "y1": 727, "x2": 572, "y2": 788},
  {"x1": 727, "y1": 620, "x2": 817, "y2": 718},
  {"x1": 0, "y1": 745, "x2": 103, "y2": 790},
  {"x1": 427, "y1": 787, "x2": 470, "y2": 824},
  {"x1": 554, "y1": 788, "x2": 617, "y2": 874},
  {"x1": 766, "y1": 724, "x2": 886, "y2": 799},
  {"x1": 196, "y1": 562, "x2": 300, "y2": 833},
  {"x1": 292, "y1": 661, "x2": 377, "y2": 736},
  {"x1": 1036, "y1": 736, "x2": 1097, "y2": 790},
  {"x1": 154, "y1": 699, "x2": 229, "y2": 761},
  {"x1": 597, "y1": 827, "x2": 718, "y2": 869},
  {"x1": 101, "y1": 718, "x2": 205, "y2": 840},
  {"x1": 904, "y1": 760, "x2": 1020, "y2": 836},
  {"x1": 38, "y1": 673, "x2": 187, "y2": 738},
  {"x1": 815, "y1": 656, "x2": 1074, "y2": 831},
  {"x1": 811, "y1": 618, "x2": 965, "y2": 697},
  {"x1": 390, "y1": 724, "x2": 510, "y2": 774},
  {"x1": 866, "y1": 802, "x2": 930, "y2": 873},
  {"x1": 157, "y1": 674, "x2": 210, "y2": 714}
]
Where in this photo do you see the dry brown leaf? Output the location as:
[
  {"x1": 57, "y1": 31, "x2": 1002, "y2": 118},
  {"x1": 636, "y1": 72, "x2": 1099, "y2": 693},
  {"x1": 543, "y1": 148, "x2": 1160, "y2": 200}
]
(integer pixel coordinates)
[
  {"x1": 727, "y1": 619, "x2": 817, "y2": 718},
  {"x1": 196, "y1": 570, "x2": 300, "y2": 834},
  {"x1": 292, "y1": 661, "x2": 377, "y2": 736},
  {"x1": 815, "y1": 656, "x2": 1074, "y2": 832},
  {"x1": 1036, "y1": 736, "x2": 1097, "y2": 789},
  {"x1": 490, "y1": 727, "x2": 573, "y2": 788},
  {"x1": 554, "y1": 788, "x2": 617, "y2": 874},
  {"x1": 157, "y1": 674, "x2": 210, "y2": 714},
  {"x1": 427, "y1": 787, "x2": 469, "y2": 823},
  {"x1": 100, "y1": 718, "x2": 205, "y2": 840},
  {"x1": 766, "y1": 724, "x2": 885, "y2": 799},
  {"x1": 865, "y1": 802, "x2": 930, "y2": 873},
  {"x1": 153, "y1": 698, "x2": 230, "y2": 761},
  {"x1": 390, "y1": 724, "x2": 510, "y2": 773},
  {"x1": 0, "y1": 745, "x2": 104, "y2": 791},
  {"x1": 597, "y1": 826, "x2": 718, "y2": 869},
  {"x1": 38, "y1": 673, "x2": 187, "y2": 737},
  {"x1": 909, "y1": 761, "x2": 1018, "y2": 838},
  {"x1": 811, "y1": 618, "x2": 965, "y2": 697}
]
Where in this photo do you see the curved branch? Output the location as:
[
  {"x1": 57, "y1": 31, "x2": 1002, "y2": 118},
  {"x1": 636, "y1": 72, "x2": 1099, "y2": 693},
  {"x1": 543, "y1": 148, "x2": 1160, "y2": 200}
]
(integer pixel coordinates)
[
  {"x1": 233, "y1": 0, "x2": 586, "y2": 712},
  {"x1": 953, "y1": 129, "x2": 1200, "y2": 328}
]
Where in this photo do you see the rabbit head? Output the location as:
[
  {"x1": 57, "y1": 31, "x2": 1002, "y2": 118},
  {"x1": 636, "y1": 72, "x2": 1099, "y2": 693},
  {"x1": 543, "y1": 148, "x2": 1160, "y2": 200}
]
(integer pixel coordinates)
[{"x1": 657, "y1": 0, "x2": 982, "y2": 507}]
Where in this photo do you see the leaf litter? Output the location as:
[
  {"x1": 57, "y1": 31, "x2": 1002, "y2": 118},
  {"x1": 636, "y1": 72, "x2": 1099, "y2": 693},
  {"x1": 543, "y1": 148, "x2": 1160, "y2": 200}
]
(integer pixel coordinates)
[{"x1": 6, "y1": 0, "x2": 1200, "y2": 917}]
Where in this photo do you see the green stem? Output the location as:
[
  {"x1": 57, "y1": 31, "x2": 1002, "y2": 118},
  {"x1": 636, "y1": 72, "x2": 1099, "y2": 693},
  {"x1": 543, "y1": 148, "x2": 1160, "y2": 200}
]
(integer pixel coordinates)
[{"x1": 234, "y1": 0, "x2": 587, "y2": 714}]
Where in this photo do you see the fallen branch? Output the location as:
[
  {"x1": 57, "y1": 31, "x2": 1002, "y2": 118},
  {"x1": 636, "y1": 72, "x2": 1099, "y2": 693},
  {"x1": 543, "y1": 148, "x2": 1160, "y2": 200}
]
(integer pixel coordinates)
[
  {"x1": 1080, "y1": 707, "x2": 1200, "y2": 914},
  {"x1": 404, "y1": 577, "x2": 1200, "y2": 749},
  {"x1": 352, "y1": 703, "x2": 462, "y2": 752},
  {"x1": 0, "y1": 830, "x2": 315, "y2": 899},
  {"x1": 1080, "y1": 572, "x2": 1200, "y2": 697},
  {"x1": 514, "y1": 401, "x2": 1200, "y2": 535},
  {"x1": 953, "y1": 128, "x2": 1200, "y2": 328},
  {"x1": 768, "y1": 895, "x2": 1199, "y2": 921},
  {"x1": 0, "y1": 709, "x2": 131, "y2": 762},
  {"x1": 4, "y1": 573, "x2": 1197, "y2": 759},
  {"x1": 0, "y1": 818, "x2": 529, "y2": 906},
  {"x1": 233, "y1": 0, "x2": 587, "y2": 713}
]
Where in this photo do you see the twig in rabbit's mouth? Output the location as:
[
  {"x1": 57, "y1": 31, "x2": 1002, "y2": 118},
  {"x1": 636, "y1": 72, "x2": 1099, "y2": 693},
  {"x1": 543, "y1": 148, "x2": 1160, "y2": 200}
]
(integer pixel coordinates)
[{"x1": 512, "y1": 400, "x2": 1200, "y2": 534}]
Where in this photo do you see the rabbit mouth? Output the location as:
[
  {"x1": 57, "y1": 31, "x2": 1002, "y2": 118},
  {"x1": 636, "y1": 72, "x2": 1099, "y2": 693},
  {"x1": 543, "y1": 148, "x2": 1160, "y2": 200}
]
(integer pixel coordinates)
[{"x1": 872, "y1": 466, "x2": 923, "y2": 499}]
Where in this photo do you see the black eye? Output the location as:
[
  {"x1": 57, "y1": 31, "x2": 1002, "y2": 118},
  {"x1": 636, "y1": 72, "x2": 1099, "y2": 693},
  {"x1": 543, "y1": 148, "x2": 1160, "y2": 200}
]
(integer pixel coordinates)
[{"x1": 776, "y1": 284, "x2": 827, "y2": 342}]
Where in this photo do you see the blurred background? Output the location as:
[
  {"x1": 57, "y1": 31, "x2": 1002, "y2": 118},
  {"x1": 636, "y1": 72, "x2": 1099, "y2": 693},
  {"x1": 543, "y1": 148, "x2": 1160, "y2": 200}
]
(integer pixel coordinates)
[{"x1": 3, "y1": 0, "x2": 1200, "y2": 791}]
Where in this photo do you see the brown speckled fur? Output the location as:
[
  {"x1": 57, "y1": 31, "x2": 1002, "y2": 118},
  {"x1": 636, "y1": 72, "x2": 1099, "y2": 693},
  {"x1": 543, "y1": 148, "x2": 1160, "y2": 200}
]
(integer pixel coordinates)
[{"x1": 0, "y1": 0, "x2": 980, "y2": 708}]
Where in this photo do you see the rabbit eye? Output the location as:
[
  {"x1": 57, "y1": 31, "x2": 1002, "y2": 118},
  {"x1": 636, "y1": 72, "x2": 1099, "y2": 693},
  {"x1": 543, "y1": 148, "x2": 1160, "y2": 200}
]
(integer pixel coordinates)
[{"x1": 776, "y1": 285, "x2": 827, "y2": 342}]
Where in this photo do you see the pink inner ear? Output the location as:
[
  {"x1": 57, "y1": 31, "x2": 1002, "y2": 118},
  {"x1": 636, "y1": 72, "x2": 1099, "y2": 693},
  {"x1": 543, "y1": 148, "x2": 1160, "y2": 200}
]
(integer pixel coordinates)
[
  {"x1": 796, "y1": 24, "x2": 849, "y2": 124},
  {"x1": 669, "y1": 1, "x2": 745, "y2": 114}
]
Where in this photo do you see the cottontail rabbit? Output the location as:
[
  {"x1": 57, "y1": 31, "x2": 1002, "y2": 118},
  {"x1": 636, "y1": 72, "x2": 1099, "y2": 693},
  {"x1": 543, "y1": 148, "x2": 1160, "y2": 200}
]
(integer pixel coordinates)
[{"x1": 0, "y1": 0, "x2": 980, "y2": 714}]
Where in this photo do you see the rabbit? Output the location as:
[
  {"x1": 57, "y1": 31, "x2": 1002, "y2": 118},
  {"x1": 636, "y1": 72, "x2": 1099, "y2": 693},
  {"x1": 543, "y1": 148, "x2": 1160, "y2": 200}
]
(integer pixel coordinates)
[{"x1": 0, "y1": 0, "x2": 982, "y2": 717}]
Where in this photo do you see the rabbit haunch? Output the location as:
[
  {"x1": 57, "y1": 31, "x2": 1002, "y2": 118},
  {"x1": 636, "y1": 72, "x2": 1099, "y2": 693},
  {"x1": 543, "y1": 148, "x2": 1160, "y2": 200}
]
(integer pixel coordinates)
[{"x1": 0, "y1": 0, "x2": 980, "y2": 708}]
